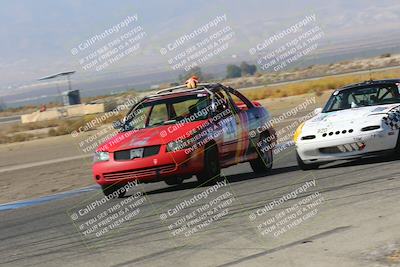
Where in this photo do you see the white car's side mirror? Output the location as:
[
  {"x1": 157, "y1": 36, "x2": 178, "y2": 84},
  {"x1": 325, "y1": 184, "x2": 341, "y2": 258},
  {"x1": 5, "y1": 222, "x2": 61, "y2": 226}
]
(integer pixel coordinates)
[
  {"x1": 211, "y1": 101, "x2": 217, "y2": 112},
  {"x1": 314, "y1": 108, "x2": 323, "y2": 114}
]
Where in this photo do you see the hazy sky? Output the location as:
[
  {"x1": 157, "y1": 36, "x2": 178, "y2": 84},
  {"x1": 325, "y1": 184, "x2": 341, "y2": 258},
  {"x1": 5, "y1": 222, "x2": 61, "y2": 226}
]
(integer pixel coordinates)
[{"x1": 1, "y1": 0, "x2": 400, "y2": 90}]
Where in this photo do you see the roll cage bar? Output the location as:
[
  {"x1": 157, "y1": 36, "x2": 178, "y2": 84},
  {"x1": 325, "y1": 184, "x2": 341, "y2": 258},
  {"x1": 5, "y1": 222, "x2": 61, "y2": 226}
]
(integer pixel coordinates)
[{"x1": 120, "y1": 83, "x2": 254, "y2": 129}]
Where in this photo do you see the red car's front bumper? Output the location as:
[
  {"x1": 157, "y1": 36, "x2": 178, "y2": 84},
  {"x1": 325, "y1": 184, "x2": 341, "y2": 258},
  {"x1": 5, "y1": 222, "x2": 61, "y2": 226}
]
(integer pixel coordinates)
[{"x1": 92, "y1": 145, "x2": 204, "y2": 185}]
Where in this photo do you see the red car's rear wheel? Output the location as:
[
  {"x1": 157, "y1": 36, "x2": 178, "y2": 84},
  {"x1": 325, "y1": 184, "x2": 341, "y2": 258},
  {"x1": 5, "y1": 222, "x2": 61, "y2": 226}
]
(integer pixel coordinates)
[{"x1": 250, "y1": 133, "x2": 273, "y2": 173}]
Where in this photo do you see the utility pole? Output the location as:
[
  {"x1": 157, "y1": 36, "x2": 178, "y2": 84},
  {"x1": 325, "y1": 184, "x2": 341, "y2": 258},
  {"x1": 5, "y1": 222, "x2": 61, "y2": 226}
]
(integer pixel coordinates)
[{"x1": 0, "y1": 97, "x2": 6, "y2": 112}]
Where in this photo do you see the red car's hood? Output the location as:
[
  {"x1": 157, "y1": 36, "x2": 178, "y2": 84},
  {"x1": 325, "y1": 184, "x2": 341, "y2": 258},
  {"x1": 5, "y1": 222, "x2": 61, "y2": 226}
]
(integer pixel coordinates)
[{"x1": 97, "y1": 120, "x2": 208, "y2": 152}]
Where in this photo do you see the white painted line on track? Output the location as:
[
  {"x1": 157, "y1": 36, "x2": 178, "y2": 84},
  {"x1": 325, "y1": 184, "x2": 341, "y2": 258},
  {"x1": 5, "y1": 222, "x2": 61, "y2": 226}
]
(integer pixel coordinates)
[
  {"x1": 0, "y1": 185, "x2": 100, "y2": 212},
  {"x1": 0, "y1": 154, "x2": 93, "y2": 174}
]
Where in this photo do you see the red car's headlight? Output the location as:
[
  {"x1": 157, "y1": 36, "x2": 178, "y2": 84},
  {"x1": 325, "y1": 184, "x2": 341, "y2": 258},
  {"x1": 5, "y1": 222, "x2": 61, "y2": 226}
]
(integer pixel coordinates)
[{"x1": 94, "y1": 152, "x2": 110, "y2": 162}]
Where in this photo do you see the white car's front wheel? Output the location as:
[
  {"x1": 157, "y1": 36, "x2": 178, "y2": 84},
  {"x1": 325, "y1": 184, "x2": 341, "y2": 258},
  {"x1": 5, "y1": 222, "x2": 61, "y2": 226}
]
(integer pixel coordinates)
[
  {"x1": 296, "y1": 151, "x2": 319, "y2": 170},
  {"x1": 392, "y1": 130, "x2": 400, "y2": 158}
]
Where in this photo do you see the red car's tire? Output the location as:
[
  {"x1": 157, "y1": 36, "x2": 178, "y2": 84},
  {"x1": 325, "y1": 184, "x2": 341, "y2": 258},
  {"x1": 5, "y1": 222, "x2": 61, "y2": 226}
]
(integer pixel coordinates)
[
  {"x1": 101, "y1": 184, "x2": 126, "y2": 198},
  {"x1": 196, "y1": 144, "x2": 221, "y2": 185},
  {"x1": 164, "y1": 176, "x2": 184, "y2": 186},
  {"x1": 250, "y1": 133, "x2": 273, "y2": 173}
]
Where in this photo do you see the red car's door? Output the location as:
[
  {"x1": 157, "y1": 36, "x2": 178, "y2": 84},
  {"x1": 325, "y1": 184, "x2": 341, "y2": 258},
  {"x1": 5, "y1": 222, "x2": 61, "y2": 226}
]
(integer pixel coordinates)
[{"x1": 213, "y1": 90, "x2": 250, "y2": 166}]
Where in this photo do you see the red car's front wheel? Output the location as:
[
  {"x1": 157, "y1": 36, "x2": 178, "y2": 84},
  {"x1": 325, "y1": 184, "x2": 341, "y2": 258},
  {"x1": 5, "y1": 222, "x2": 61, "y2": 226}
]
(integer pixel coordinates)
[
  {"x1": 164, "y1": 176, "x2": 184, "y2": 186},
  {"x1": 196, "y1": 144, "x2": 221, "y2": 185},
  {"x1": 101, "y1": 184, "x2": 127, "y2": 198}
]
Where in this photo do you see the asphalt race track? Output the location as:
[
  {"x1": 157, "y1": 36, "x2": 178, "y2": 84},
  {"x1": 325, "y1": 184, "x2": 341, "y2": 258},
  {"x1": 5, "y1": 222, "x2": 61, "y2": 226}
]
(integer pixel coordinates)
[{"x1": 1, "y1": 147, "x2": 400, "y2": 267}]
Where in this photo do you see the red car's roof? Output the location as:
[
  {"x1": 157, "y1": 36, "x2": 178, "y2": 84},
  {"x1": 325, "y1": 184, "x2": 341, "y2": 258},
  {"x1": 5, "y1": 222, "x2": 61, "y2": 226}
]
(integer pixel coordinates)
[{"x1": 146, "y1": 89, "x2": 209, "y2": 102}]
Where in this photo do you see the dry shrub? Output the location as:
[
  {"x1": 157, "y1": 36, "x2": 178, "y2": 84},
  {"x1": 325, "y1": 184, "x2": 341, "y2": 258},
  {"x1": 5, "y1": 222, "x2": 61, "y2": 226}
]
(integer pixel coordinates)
[
  {"x1": 47, "y1": 118, "x2": 88, "y2": 137},
  {"x1": 0, "y1": 133, "x2": 35, "y2": 144},
  {"x1": 46, "y1": 113, "x2": 122, "y2": 137},
  {"x1": 8, "y1": 120, "x2": 61, "y2": 134}
]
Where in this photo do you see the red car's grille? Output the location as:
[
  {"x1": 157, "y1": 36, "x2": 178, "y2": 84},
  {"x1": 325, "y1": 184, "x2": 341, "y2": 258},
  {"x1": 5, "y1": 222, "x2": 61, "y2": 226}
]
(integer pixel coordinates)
[
  {"x1": 103, "y1": 164, "x2": 176, "y2": 180},
  {"x1": 114, "y1": 145, "x2": 161, "y2": 161}
]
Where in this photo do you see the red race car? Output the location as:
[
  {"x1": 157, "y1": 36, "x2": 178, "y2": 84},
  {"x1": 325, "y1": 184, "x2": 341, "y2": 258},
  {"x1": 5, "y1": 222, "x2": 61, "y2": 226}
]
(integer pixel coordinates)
[{"x1": 93, "y1": 82, "x2": 276, "y2": 197}]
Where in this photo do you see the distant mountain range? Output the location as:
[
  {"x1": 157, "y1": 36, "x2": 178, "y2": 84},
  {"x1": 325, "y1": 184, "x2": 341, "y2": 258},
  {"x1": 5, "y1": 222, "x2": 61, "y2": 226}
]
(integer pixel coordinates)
[{"x1": 1, "y1": 0, "x2": 400, "y2": 106}]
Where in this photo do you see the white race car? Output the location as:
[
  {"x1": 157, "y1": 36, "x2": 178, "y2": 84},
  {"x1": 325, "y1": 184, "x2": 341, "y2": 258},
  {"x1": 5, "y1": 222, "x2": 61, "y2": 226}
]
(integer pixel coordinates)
[{"x1": 295, "y1": 79, "x2": 400, "y2": 170}]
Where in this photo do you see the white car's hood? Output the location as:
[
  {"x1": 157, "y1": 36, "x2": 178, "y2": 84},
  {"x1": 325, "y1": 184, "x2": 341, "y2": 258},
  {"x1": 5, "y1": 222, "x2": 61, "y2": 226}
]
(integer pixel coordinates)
[{"x1": 303, "y1": 104, "x2": 400, "y2": 134}]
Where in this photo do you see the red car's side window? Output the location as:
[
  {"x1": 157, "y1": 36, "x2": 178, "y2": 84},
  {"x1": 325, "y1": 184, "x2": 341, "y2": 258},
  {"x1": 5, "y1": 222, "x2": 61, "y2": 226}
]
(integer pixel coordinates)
[{"x1": 148, "y1": 104, "x2": 168, "y2": 126}]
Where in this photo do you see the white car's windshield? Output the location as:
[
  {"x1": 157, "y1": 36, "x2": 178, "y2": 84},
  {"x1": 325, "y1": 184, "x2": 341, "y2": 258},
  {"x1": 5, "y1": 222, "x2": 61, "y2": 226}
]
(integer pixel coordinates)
[{"x1": 323, "y1": 84, "x2": 400, "y2": 113}]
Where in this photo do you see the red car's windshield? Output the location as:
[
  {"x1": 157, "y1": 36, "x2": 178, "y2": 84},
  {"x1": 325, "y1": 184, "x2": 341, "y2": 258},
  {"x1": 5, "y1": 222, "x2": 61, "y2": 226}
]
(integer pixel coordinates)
[{"x1": 123, "y1": 94, "x2": 211, "y2": 130}]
